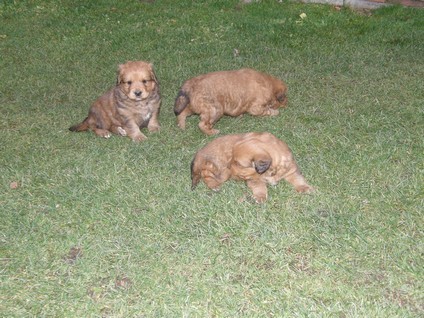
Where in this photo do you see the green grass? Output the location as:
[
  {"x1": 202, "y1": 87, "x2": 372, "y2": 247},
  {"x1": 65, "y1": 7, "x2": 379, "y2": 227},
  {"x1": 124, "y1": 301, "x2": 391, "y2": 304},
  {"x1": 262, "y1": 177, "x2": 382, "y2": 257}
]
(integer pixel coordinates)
[{"x1": 1, "y1": 0, "x2": 423, "y2": 316}]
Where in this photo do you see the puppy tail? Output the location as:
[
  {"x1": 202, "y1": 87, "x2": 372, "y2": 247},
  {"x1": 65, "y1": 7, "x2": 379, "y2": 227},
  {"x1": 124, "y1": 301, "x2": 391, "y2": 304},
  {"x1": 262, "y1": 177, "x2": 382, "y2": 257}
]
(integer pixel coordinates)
[
  {"x1": 191, "y1": 158, "x2": 201, "y2": 190},
  {"x1": 69, "y1": 117, "x2": 90, "y2": 132},
  {"x1": 174, "y1": 90, "x2": 190, "y2": 116}
]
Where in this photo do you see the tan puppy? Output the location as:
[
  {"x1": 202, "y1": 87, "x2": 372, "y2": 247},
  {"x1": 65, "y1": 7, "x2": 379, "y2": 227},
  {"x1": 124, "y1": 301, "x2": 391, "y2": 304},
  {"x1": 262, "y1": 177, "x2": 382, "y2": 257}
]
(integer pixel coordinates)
[
  {"x1": 174, "y1": 68, "x2": 288, "y2": 135},
  {"x1": 69, "y1": 61, "x2": 161, "y2": 142},
  {"x1": 191, "y1": 132, "x2": 313, "y2": 203}
]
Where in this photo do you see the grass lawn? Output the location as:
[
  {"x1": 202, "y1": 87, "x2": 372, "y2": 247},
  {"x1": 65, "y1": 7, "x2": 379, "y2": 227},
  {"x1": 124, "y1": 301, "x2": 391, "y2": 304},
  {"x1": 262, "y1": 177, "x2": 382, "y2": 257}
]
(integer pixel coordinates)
[{"x1": 1, "y1": 0, "x2": 423, "y2": 316}]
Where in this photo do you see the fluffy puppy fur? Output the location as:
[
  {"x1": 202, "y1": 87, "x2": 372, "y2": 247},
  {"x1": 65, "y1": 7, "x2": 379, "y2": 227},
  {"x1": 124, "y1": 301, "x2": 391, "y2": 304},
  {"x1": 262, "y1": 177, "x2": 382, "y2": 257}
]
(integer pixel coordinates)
[
  {"x1": 69, "y1": 61, "x2": 161, "y2": 142},
  {"x1": 174, "y1": 68, "x2": 288, "y2": 135},
  {"x1": 191, "y1": 132, "x2": 313, "y2": 203}
]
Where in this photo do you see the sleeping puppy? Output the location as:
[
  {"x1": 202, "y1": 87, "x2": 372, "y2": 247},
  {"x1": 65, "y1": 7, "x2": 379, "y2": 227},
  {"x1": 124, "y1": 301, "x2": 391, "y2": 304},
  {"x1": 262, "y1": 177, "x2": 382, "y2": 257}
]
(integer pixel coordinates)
[
  {"x1": 69, "y1": 61, "x2": 161, "y2": 142},
  {"x1": 191, "y1": 132, "x2": 313, "y2": 203},
  {"x1": 174, "y1": 68, "x2": 288, "y2": 135}
]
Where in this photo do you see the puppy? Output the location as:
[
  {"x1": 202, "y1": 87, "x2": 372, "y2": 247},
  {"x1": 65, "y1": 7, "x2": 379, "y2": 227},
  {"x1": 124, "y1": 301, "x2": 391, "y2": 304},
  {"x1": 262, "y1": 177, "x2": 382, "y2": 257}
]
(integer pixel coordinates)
[
  {"x1": 69, "y1": 61, "x2": 161, "y2": 142},
  {"x1": 191, "y1": 132, "x2": 313, "y2": 203},
  {"x1": 174, "y1": 68, "x2": 288, "y2": 135}
]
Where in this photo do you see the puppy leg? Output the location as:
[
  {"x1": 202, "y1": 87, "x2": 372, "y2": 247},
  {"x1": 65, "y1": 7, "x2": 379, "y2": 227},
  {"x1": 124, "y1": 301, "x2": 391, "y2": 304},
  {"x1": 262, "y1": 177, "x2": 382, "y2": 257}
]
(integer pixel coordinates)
[
  {"x1": 124, "y1": 121, "x2": 147, "y2": 142},
  {"x1": 199, "y1": 121, "x2": 219, "y2": 136},
  {"x1": 147, "y1": 110, "x2": 160, "y2": 132},
  {"x1": 284, "y1": 170, "x2": 314, "y2": 193},
  {"x1": 249, "y1": 104, "x2": 279, "y2": 117},
  {"x1": 176, "y1": 107, "x2": 193, "y2": 130},
  {"x1": 198, "y1": 109, "x2": 221, "y2": 135},
  {"x1": 246, "y1": 180, "x2": 268, "y2": 203},
  {"x1": 110, "y1": 125, "x2": 127, "y2": 136}
]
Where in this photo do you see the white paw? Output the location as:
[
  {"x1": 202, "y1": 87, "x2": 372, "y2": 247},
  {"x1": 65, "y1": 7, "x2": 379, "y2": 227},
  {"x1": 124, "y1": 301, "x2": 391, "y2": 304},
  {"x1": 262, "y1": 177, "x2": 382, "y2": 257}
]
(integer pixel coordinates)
[
  {"x1": 117, "y1": 127, "x2": 127, "y2": 136},
  {"x1": 266, "y1": 109, "x2": 279, "y2": 116}
]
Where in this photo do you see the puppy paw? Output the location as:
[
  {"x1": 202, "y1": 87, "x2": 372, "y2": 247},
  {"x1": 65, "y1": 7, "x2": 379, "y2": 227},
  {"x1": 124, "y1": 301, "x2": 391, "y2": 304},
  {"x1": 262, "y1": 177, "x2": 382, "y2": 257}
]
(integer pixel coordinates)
[
  {"x1": 204, "y1": 129, "x2": 219, "y2": 136},
  {"x1": 101, "y1": 131, "x2": 112, "y2": 138},
  {"x1": 148, "y1": 125, "x2": 160, "y2": 132},
  {"x1": 177, "y1": 119, "x2": 186, "y2": 130},
  {"x1": 253, "y1": 194, "x2": 267, "y2": 204},
  {"x1": 131, "y1": 134, "x2": 147, "y2": 142},
  {"x1": 199, "y1": 122, "x2": 219, "y2": 135},
  {"x1": 254, "y1": 198, "x2": 267, "y2": 204},
  {"x1": 117, "y1": 127, "x2": 127, "y2": 136},
  {"x1": 94, "y1": 129, "x2": 112, "y2": 138},
  {"x1": 296, "y1": 185, "x2": 314, "y2": 193},
  {"x1": 265, "y1": 108, "x2": 279, "y2": 116}
]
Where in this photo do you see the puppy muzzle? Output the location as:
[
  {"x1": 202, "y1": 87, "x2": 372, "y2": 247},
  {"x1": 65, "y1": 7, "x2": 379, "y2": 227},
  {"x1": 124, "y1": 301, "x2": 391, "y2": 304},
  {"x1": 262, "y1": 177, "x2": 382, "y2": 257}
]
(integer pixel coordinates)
[{"x1": 131, "y1": 89, "x2": 146, "y2": 101}]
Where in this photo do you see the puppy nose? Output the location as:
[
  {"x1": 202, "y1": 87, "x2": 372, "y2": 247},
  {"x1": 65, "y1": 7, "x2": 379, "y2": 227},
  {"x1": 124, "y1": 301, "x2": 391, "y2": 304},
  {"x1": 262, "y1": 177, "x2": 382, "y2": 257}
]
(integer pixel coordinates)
[{"x1": 134, "y1": 90, "x2": 142, "y2": 97}]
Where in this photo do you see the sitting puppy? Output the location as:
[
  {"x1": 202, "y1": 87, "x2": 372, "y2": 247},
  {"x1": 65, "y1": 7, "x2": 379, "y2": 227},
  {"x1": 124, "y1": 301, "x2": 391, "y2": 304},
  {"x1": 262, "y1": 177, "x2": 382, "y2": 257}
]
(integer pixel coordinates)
[
  {"x1": 69, "y1": 61, "x2": 161, "y2": 142},
  {"x1": 174, "y1": 68, "x2": 288, "y2": 135},
  {"x1": 191, "y1": 132, "x2": 313, "y2": 203}
]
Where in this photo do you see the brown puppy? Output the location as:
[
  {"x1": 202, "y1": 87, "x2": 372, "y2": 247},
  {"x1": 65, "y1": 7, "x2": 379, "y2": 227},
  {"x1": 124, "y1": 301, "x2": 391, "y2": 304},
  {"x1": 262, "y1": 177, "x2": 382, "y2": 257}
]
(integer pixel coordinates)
[
  {"x1": 174, "y1": 68, "x2": 288, "y2": 135},
  {"x1": 69, "y1": 61, "x2": 161, "y2": 142},
  {"x1": 191, "y1": 132, "x2": 313, "y2": 203}
]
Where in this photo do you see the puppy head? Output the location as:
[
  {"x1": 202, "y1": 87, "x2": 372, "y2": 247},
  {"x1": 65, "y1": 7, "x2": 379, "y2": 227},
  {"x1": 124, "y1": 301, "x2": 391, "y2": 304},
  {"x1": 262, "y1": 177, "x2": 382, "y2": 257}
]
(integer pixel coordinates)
[{"x1": 117, "y1": 61, "x2": 158, "y2": 101}]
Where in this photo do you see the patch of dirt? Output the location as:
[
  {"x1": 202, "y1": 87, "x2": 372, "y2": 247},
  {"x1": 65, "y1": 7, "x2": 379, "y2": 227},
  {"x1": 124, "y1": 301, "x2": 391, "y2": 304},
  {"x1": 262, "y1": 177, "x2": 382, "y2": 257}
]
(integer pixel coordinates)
[
  {"x1": 385, "y1": 288, "x2": 424, "y2": 313},
  {"x1": 114, "y1": 276, "x2": 132, "y2": 289},
  {"x1": 10, "y1": 181, "x2": 19, "y2": 189},
  {"x1": 63, "y1": 246, "x2": 83, "y2": 264}
]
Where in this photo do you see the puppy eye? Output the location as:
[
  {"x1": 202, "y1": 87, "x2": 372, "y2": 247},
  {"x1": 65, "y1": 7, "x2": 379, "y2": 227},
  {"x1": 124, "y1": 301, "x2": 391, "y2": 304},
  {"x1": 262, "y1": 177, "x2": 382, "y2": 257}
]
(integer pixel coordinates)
[
  {"x1": 126, "y1": 81, "x2": 132, "y2": 85},
  {"x1": 142, "y1": 80, "x2": 148, "y2": 84}
]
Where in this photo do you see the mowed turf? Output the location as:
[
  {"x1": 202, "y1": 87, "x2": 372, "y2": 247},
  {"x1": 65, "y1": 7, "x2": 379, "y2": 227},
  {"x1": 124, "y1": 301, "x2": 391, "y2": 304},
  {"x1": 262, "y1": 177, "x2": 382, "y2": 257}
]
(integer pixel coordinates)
[{"x1": 1, "y1": 0, "x2": 423, "y2": 316}]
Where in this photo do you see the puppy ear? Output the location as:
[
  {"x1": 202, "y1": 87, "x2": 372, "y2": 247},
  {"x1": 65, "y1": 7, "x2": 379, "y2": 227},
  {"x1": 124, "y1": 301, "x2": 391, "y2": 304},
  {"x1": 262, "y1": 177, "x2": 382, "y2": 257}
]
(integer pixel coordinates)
[
  {"x1": 276, "y1": 92, "x2": 286, "y2": 103},
  {"x1": 254, "y1": 159, "x2": 272, "y2": 174},
  {"x1": 148, "y1": 63, "x2": 158, "y2": 84},
  {"x1": 233, "y1": 141, "x2": 272, "y2": 174},
  {"x1": 116, "y1": 64, "x2": 125, "y2": 85}
]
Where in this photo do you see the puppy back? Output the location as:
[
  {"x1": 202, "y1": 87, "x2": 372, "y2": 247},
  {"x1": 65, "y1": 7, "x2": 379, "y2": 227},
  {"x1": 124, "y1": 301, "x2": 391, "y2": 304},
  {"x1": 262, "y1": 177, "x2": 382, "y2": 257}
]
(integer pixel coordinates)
[{"x1": 174, "y1": 90, "x2": 190, "y2": 116}]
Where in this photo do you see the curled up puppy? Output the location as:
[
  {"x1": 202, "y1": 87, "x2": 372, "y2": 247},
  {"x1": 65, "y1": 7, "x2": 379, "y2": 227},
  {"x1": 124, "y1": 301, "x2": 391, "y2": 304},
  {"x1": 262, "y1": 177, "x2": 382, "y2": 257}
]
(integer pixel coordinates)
[
  {"x1": 191, "y1": 132, "x2": 313, "y2": 203},
  {"x1": 174, "y1": 68, "x2": 288, "y2": 135},
  {"x1": 69, "y1": 61, "x2": 161, "y2": 142}
]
